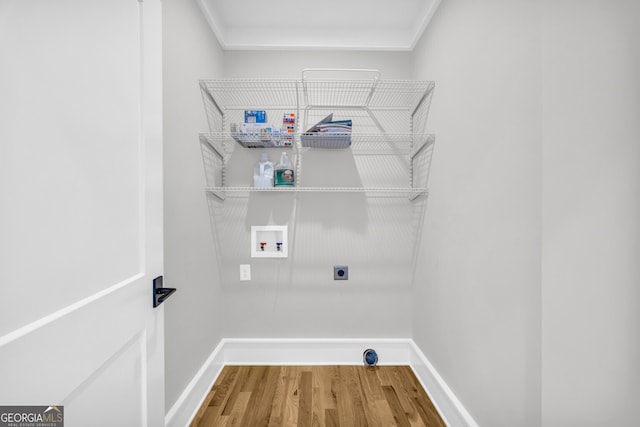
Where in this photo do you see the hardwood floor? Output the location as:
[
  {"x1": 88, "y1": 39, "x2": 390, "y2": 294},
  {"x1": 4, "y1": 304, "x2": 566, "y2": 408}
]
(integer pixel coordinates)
[{"x1": 190, "y1": 366, "x2": 446, "y2": 427}]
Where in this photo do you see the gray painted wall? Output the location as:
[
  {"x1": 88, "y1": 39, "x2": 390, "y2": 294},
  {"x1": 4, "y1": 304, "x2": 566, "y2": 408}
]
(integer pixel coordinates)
[
  {"x1": 412, "y1": 0, "x2": 640, "y2": 425},
  {"x1": 411, "y1": 1, "x2": 542, "y2": 426},
  {"x1": 222, "y1": 51, "x2": 412, "y2": 79},
  {"x1": 541, "y1": 1, "x2": 640, "y2": 425},
  {"x1": 162, "y1": 0, "x2": 225, "y2": 410}
]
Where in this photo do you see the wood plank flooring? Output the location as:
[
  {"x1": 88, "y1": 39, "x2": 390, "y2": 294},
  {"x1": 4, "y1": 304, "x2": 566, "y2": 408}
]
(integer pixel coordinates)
[{"x1": 190, "y1": 366, "x2": 446, "y2": 427}]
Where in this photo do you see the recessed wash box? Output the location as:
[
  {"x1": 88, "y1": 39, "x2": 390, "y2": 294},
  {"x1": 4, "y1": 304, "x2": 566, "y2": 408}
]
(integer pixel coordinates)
[{"x1": 251, "y1": 225, "x2": 288, "y2": 258}]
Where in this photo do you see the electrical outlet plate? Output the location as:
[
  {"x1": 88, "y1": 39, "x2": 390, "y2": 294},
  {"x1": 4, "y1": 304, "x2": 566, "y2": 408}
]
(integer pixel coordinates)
[
  {"x1": 334, "y1": 265, "x2": 348, "y2": 280},
  {"x1": 240, "y1": 264, "x2": 251, "y2": 281}
]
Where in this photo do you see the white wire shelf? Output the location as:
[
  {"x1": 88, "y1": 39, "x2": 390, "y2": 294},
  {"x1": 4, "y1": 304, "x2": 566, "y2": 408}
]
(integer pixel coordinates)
[
  {"x1": 301, "y1": 80, "x2": 434, "y2": 111},
  {"x1": 199, "y1": 79, "x2": 299, "y2": 110},
  {"x1": 199, "y1": 79, "x2": 434, "y2": 110},
  {"x1": 199, "y1": 78, "x2": 434, "y2": 135},
  {"x1": 199, "y1": 132, "x2": 434, "y2": 153},
  {"x1": 205, "y1": 186, "x2": 428, "y2": 201}
]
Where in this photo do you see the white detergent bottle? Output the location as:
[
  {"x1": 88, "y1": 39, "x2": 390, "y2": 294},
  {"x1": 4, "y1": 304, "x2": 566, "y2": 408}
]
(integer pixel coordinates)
[
  {"x1": 253, "y1": 153, "x2": 274, "y2": 187},
  {"x1": 274, "y1": 151, "x2": 295, "y2": 187}
]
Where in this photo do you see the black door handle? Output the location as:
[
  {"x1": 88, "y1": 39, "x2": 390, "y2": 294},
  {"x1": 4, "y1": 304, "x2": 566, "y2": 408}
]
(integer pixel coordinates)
[{"x1": 153, "y1": 276, "x2": 176, "y2": 307}]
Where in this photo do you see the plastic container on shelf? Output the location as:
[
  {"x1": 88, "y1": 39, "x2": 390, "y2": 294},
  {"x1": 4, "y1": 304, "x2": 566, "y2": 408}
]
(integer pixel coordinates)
[
  {"x1": 253, "y1": 153, "x2": 274, "y2": 187},
  {"x1": 281, "y1": 113, "x2": 296, "y2": 147},
  {"x1": 274, "y1": 152, "x2": 295, "y2": 187}
]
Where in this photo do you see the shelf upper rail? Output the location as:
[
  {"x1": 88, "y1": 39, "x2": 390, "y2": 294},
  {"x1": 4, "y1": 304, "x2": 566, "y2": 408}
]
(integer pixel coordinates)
[{"x1": 199, "y1": 79, "x2": 434, "y2": 111}]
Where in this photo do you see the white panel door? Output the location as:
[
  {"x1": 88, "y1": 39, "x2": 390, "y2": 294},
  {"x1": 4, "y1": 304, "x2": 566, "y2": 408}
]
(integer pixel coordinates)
[{"x1": 0, "y1": 1, "x2": 165, "y2": 426}]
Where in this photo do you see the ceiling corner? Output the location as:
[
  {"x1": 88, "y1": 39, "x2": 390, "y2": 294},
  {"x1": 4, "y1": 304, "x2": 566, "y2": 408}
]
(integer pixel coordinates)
[
  {"x1": 196, "y1": 0, "x2": 228, "y2": 49},
  {"x1": 408, "y1": 0, "x2": 442, "y2": 50},
  {"x1": 198, "y1": 0, "x2": 441, "y2": 52}
]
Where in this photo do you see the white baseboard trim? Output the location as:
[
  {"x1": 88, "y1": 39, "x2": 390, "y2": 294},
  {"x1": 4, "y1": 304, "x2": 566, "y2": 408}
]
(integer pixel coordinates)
[
  {"x1": 222, "y1": 338, "x2": 413, "y2": 365},
  {"x1": 165, "y1": 338, "x2": 478, "y2": 427},
  {"x1": 165, "y1": 339, "x2": 225, "y2": 427},
  {"x1": 409, "y1": 340, "x2": 479, "y2": 427}
]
